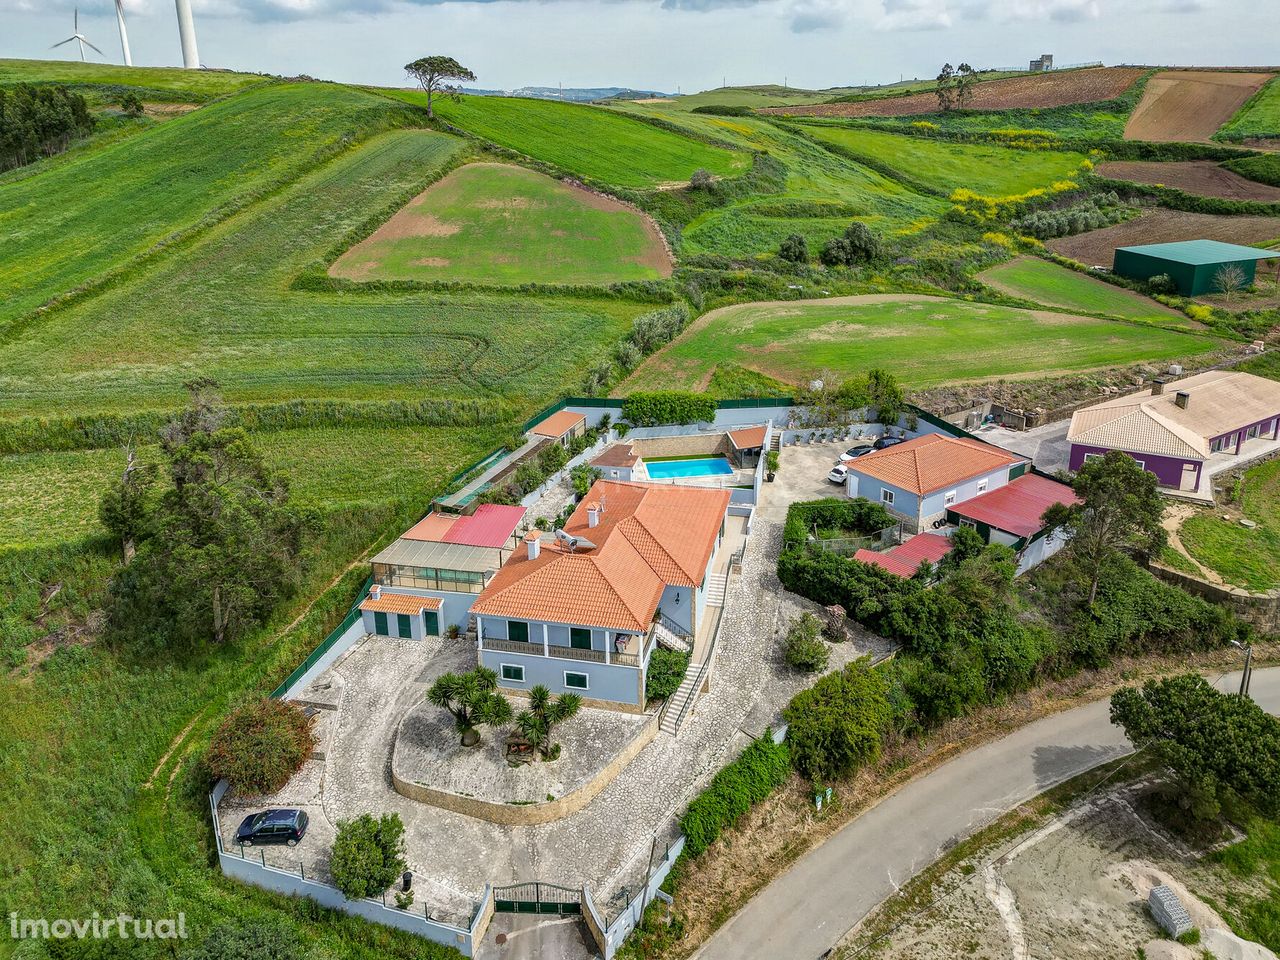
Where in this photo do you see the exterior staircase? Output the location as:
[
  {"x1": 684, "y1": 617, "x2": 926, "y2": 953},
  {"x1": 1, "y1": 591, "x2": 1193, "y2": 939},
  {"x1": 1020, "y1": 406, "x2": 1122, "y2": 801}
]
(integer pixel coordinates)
[
  {"x1": 659, "y1": 661, "x2": 705, "y2": 736},
  {"x1": 651, "y1": 617, "x2": 691, "y2": 654},
  {"x1": 704, "y1": 573, "x2": 729, "y2": 606}
]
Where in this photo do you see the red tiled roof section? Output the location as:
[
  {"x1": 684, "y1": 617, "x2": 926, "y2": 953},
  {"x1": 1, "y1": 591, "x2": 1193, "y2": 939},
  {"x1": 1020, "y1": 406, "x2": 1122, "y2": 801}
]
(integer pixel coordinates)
[
  {"x1": 728, "y1": 425, "x2": 767, "y2": 449},
  {"x1": 849, "y1": 434, "x2": 1024, "y2": 495},
  {"x1": 854, "y1": 533, "x2": 954, "y2": 578},
  {"x1": 531, "y1": 410, "x2": 586, "y2": 438},
  {"x1": 401, "y1": 504, "x2": 525, "y2": 549},
  {"x1": 949, "y1": 474, "x2": 1080, "y2": 538},
  {"x1": 360, "y1": 593, "x2": 443, "y2": 614},
  {"x1": 471, "y1": 480, "x2": 730, "y2": 632}
]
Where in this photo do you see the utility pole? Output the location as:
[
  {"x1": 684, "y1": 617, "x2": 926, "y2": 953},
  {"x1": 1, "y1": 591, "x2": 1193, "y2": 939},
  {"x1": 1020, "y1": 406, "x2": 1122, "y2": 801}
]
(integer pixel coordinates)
[{"x1": 1231, "y1": 639, "x2": 1254, "y2": 698}]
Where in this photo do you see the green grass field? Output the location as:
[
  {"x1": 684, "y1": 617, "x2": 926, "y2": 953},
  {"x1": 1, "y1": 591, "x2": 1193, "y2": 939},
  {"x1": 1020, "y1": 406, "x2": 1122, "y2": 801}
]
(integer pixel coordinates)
[
  {"x1": 1181, "y1": 459, "x2": 1280, "y2": 592},
  {"x1": 380, "y1": 91, "x2": 747, "y2": 188},
  {"x1": 0, "y1": 83, "x2": 421, "y2": 329},
  {"x1": 1217, "y1": 75, "x2": 1280, "y2": 141},
  {"x1": 622, "y1": 295, "x2": 1220, "y2": 393},
  {"x1": 0, "y1": 58, "x2": 270, "y2": 99},
  {"x1": 635, "y1": 85, "x2": 844, "y2": 112},
  {"x1": 981, "y1": 257, "x2": 1191, "y2": 325},
  {"x1": 799, "y1": 125, "x2": 1088, "y2": 197},
  {"x1": 330, "y1": 162, "x2": 670, "y2": 285}
]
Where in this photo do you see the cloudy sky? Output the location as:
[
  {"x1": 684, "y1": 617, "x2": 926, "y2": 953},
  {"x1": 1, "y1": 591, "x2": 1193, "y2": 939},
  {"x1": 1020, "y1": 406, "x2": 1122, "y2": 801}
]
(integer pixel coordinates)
[{"x1": 0, "y1": 0, "x2": 1270, "y2": 94}]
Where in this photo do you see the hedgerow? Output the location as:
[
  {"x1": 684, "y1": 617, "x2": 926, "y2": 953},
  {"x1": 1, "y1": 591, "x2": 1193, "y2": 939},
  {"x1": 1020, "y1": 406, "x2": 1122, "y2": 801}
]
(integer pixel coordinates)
[
  {"x1": 621, "y1": 391, "x2": 716, "y2": 426},
  {"x1": 679, "y1": 734, "x2": 791, "y2": 857}
]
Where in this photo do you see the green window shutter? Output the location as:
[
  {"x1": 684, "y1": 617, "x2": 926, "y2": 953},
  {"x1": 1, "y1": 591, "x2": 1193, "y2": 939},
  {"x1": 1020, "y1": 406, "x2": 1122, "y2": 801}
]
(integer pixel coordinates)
[
  {"x1": 374, "y1": 611, "x2": 388, "y2": 636},
  {"x1": 397, "y1": 614, "x2": 413, "y2": 639},
  {"x1": 570, "y1": 628, "x2": 592, "y2": 650},
  {"x1": 424, "y1": 611, "x2": 439, "y2": 635},
  {"x1": 508, "y1": 621, "x2": 529, "y2": 643}
]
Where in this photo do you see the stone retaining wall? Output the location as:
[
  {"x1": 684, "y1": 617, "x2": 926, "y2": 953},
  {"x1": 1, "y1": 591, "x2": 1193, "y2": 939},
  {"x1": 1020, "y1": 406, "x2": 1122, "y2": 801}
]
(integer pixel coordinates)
[
  {"x1": 390, "y1": 710, "x2": 661, "y2": 825},
  {"x1": 1149, "y1": 562, "x2": 1280, "y2": 633},
  {"x1": 631, "y1": 434, "x2": 732, "y2": 459}
]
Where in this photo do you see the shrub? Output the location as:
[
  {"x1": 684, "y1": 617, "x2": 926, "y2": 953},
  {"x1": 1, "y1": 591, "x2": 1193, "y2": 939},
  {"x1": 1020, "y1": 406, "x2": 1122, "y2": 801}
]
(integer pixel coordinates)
[
  {"x1": 621, "y1": 391, "x2": 716, "y2": 426},
  {"x1": 206, "y1": 698, "x2": 315, "y2": 795},
  {"x1": 570, "y1": 463, "x2": 601, "y2": 498},
  {"x1": 690, "y1": 104, "x2": 753, "y2": 116},
  {"x1": 783, "y1": 659, "x2": 890, "y2": 782},
  {"x1": 690, "y1": 168, "x2": 714, "y2": 189},
  {"x1": 679, "y1": 735, "x2": 791, "y2": 857},
  {"x1": 782, "y1": 612, "x2": 829, "y2": 673},
  {"x1": 120, "y1": 92, "x2": 145, "y2": 118},
  {"x1": 1146, "y1": 273, "x2": 1177, "y2": 295},
  {"x1": 778, "y1": 233, "x2": 809, "y2": 263},
  {"x1": 781, "y1": 497, "x2": 894, "y2": 547},
  {"x1": 646, "y1": 648, "x2": 690, "y2": 702},
  {"x1": 329, "y1": 813, "x2": 408, "y2": 900},
  {"x1": 186, "y1": 921, "x2": 304, "y2": 960},
  {"x1": 819, "y1": 222, "x2": 882, "y2": 267}
]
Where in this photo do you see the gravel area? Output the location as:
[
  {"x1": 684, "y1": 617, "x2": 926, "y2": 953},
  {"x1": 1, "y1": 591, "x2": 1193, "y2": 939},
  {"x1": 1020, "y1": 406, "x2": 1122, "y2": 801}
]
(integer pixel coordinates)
[{"x1": 395, "y1": 697, "x2": 648, "y2": 804}]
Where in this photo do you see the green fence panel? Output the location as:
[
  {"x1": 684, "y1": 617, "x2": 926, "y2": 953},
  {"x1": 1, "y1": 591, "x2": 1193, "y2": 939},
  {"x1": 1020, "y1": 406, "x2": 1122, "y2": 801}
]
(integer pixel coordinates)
[{"x1": 270, "y1": 576, "x2": 373, "y2": 699}]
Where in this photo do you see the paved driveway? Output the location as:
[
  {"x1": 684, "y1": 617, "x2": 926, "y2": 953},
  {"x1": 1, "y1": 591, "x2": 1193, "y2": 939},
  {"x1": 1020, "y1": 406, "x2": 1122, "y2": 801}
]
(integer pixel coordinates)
[
  {"x1": 694, "y1": 667, "x2": 1280, "y2": 960},
  {"x1": 975, "y1": 420, "x2": 1072, "y2": 474}
]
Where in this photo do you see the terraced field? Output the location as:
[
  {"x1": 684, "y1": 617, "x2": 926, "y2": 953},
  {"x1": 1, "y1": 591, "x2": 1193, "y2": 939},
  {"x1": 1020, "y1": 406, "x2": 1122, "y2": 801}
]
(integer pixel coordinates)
[
  {"x1": 1218, "y1": 75, "x2": 1280, "y2": 141},
  {"x1": 621, "y1": 294, "x2": 1219, "y2": 393},
  {"x1": 980, "y1": 258, "x2": 1191, "y2": 325},
  {"x1": 382, "y1": 90, "x2": 748, "y2": 187},
  {"x1": 330, "y1": 162, "x2": 671, "y2": 285}
]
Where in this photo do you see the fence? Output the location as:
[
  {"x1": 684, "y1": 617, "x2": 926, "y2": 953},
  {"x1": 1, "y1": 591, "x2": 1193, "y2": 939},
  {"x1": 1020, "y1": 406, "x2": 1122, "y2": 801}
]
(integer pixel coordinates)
[
  {"x1": 595, "y1": 835, "x2": 687, "y2": 958},
  {"x1": 269, "y1": 576, "x2": 373, "y2": 698}
]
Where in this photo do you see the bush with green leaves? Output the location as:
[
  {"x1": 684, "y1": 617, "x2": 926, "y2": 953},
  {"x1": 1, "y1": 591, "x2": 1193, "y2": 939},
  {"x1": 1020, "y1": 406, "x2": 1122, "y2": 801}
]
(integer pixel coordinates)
[
  {"x1": 679, "y1": 735, "x2": 791, "y2": 857},
  {"x1": 1146, "y1": 273, "x2": 1178, "y2": 295},
  {"x1": 819, "y1": 222, "x2": 883, "y2": 267},
  {"x1": 781, "y1": 497, "x2": 895, "y2": 547},
  {"x1": 120, "y1": 92, "x2": 145, "y2": 118},
  {"x1": 782, "y1": 612, "x2": 829, "y2": 673},
  {"x1": 186, "y1": 921, "x2": 304, "y2": 960},
  {"x1": 783, "y1": 658, "x2": 890, "y2": 782},
  {"x1": 426, "y1": 666, "x2": 513, "y2": 746},
  {"x1": 1010, "y1": 192, "x2": 1131, "y2": 240},
  {"x1": 646, "y1": 648, "x2": 690, "y2": 702},
  {"x1": 329, "y1": 813, "x2": 408, "y2": 900},
  {"x1": 778, "y1": 233, "x2": 810, "y2": 263},
  {"x1": 570, "y1": 463, "x2": 602, "y2": 498},
  {"x1": 206, "y1": 698, "x2": 316, "y2": 795},
  {"x1": 621, "y1": 391, "x2": 716, "y2": 426}
]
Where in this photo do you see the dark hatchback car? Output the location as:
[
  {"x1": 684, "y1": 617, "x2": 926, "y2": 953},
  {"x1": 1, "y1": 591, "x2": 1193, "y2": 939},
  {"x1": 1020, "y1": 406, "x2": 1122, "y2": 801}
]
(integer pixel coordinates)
[
  {"x1": 873, "y1": 435, "x2": 905, "y2": 450},
  {"x1": 235, "y1": 809, "x2": 309, "y2": 846}
]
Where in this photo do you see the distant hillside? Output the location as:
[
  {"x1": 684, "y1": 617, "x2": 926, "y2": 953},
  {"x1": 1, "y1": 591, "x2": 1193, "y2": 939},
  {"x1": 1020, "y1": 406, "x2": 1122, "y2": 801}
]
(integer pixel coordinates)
[{"x1": 463, "y1": 85, "x2": 672, "y2": 103}]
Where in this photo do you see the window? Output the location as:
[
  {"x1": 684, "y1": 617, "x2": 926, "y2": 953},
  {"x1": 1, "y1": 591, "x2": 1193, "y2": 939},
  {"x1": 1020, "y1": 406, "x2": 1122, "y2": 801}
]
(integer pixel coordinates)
[
  {"x1": 373, "y1": 611, "x2": 388, "y2": 636},
  {"x1": 500, "y1": 664, "x2": 525, "y2": 683},
  {"x1": 944, "y1": 490, "x2": 957, "y2": 506},
  {"x1": 1083, "y1": 453, "x2": 1102, "y2": 464},
  {"x1": 570, "y1": 628, "x2": 592, "y2": 650},
  {"x1": 396, "y1": 613, "x2": 413, "y2": 639},
  {"x1": 610, "y1": 469, "x2": 619, "y2": 478},
  {"x1": 564, "y1": 672, "x2": 589, "y2": 691},
  {"x1": 1132, "y1": 459, "x2": 1145, "y2": 471},
  {"x1": 508, "y1": 620, "x2": 529, "y2": 644},
  {"x1": 976, "y1": 479, "x2": 988, "y2": 493},
  {"x1": 960, "y1": 518, "x2": 978, "y2": 530},
  {"x1": 424, "y1": 610, "x2": 439, "y2": 636},
  {"x1": 880, "y1": 489, "x2": 895, "y2": 506}
]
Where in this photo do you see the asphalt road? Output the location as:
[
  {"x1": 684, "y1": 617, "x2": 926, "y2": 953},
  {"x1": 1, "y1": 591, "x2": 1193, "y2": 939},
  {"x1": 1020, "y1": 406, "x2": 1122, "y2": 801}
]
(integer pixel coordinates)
[{"x1": 695, "y1": 667, "x2": 1280, "y2": 960}]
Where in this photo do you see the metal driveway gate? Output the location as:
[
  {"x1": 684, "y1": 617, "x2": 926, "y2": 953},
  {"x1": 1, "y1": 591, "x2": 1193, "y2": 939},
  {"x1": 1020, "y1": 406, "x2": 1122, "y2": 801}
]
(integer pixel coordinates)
[{"x1": 493, "y1": 882, "x2": 582, "y2": 916}]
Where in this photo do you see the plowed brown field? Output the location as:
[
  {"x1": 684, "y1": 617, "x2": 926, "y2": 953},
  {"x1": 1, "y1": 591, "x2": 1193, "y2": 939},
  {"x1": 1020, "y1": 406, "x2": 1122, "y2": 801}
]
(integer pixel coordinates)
[
  {"x1": 1096, "y1": 160, "x2": 1280, "y2": 201},
  {"x1": 1047, "y1": 209, "x2": 1280, "y2": 265},
  {"x1": 760, "y1": 67, "x2": 1145, "y2": 118},
  {"x1": 1124, "y1": 70, "x2": 1273, "y2": 142}
]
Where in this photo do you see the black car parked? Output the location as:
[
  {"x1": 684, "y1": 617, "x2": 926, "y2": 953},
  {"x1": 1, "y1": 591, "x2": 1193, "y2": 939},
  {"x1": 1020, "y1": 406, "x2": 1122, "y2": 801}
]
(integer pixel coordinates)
[
  {"x1": 873, "y1": 435, "x2": 905, "y2": 450},
  {"x1": 235, "y1": 809, "x2": 309, "y2": 846}
]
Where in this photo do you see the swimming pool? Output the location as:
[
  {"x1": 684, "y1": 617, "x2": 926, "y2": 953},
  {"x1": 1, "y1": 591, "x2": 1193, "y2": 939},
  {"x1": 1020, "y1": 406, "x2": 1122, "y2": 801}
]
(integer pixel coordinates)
[{"x1": 645, "y1": 457, "x2": 735, "y2": 480}]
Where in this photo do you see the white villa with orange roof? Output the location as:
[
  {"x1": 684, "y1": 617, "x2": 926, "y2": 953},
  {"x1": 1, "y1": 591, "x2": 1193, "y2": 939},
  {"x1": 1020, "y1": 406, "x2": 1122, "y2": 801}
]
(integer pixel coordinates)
[{"x1": 470, "y1": 480, "x2": 731, "y2": 710}]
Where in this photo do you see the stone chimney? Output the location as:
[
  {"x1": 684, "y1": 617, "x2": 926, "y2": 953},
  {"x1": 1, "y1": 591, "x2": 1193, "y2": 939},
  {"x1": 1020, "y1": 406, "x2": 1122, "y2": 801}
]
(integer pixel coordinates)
[
  {"x1": 1151, "y1": 377, "x2": 1168, "y2": 396},
  {"x1": 586, "y1": 502, "x2": 600, "y2": 528},
  {"x1": 1175, "y1": 390, "x2": 1190, "y2": 410},
  {"x1": 525, "y1": 530, "x2": 541, "y2": 560},
  {"x1": 369, "y1": 584, "x2": 381, "y2": 600}
]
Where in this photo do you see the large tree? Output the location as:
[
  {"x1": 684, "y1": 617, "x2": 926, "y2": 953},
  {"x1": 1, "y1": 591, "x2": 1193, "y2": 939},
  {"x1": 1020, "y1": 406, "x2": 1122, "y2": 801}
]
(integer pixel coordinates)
[
  {"x1": 514, "y1": 684, "x2": 582, "y2": 760},
  {"x1": 1111, "y1": 673, "x2": 1280, "y2": 822},
  {"x1": 99, "y1": 444, "x2": 156, "y2": 563},
  {"x1": 105, "y1": 379, "x2": 312, "y2": 647},
  {"x1": 955, "y1": 63, "x2": 977, "y2": 109},
  {"x1": 935, "y1": 63, "x2": 956, "y2": 112},
  {"x1": 1042, "y1": 449, "x2": 1166, "y2": 605},
  {"x1": 404, "y1": 56, "x2": 477, "y2": 120}
]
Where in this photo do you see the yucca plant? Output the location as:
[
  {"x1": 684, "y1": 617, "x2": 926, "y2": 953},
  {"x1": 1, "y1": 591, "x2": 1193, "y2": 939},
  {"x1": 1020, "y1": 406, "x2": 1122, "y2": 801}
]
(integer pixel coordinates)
[
  {"x1": 514, "y1": 685, "x2": 582, "y2": 761},
  {"x1": 426, "y1": 667, "x2": 512, "y2": 747}
]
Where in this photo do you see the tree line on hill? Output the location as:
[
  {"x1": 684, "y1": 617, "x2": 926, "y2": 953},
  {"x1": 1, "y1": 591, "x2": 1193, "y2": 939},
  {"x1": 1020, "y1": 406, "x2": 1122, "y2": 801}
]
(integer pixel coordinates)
[{"x1": 0, "y1": 83, "x2": 95, "y2": 172}]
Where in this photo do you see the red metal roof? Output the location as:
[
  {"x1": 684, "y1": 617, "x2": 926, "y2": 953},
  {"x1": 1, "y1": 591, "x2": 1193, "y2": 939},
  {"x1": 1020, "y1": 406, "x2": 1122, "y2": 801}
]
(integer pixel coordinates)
[
  {"x1": 948, "y1": 474, "x2": 1080, "y2": 538},
  {"x1": 401, "y1": 504, "x2": 525, "y2": 549},
  {"x1": 854, "y1": 533, "x2": 953, "y2": 578}
]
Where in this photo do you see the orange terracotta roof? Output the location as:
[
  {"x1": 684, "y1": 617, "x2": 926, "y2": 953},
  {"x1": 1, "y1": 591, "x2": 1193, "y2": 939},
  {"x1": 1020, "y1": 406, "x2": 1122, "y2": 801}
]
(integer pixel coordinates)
[
  {"x1": 531, "y1": 410, "x2": 586, "y2": 438},
  {"x1": 728, "y1": 425, "x2": 767, "y2": 449},
  {"x1": 360, "y1": 593, "x2": 443, "y2": 615},
  {"x1": 471, "y1": 480, "x2": 730, "y2": 632},
  {"x1": 847, "y1": 434, "x2": 1023, "y2": 496}
]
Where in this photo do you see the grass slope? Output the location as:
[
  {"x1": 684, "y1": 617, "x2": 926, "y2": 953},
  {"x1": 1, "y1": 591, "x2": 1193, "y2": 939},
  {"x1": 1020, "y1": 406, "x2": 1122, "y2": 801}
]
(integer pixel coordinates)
[
  {"x1": 0, "y1": 82, "x2": 418, "y2": 329},
  {"x1": 0, "y1": 57, "x2": 269, "y2": 99},
  {"x1": 0, "y1": 129, "x2": 647, "y2": 419},
  {"x1": 799, "y1": 125, "x2": 1088, "y2": 197},
  {"x1": 981, "y1": 257, "x2": 1190, "y2": 325},
  {"x1": 1216, "y1": 75, "x2": 1280, "y2": 141},
  {"x1": 623, "y1": 295, "x2": 1219, "y2": 393},
  {"x1": 383, "y1": 91, "x2": 747, "y2": 188},
  {"x1": 331, "y1": 163, "x2": 670, "y2": 285},
  {"x1": 1181, "y1": 459, "x2": 1280, "y2": 592}
]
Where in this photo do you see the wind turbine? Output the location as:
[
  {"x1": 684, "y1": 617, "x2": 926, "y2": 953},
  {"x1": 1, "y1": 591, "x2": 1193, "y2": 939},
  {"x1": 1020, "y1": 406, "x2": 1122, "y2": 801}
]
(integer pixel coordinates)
[
  {"x1": 52, "y1": 9, "x2": 104, "y2": 62},
  {"x1": 115, "y1": 0, "x2": 133, "y2": 67},
  {"x1": 175, "y1": 0, "x2": 201, "y2": 69}
]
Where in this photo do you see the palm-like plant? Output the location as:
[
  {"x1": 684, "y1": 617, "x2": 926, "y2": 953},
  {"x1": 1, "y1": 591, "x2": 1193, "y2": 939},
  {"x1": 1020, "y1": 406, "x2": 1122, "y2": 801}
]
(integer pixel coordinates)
[
  {"x1": 426, "y1": 667, "x2": 513, "y2": 747},
  {"x1": 514, "y1": 685, "x2": 582, "y2": 761}
]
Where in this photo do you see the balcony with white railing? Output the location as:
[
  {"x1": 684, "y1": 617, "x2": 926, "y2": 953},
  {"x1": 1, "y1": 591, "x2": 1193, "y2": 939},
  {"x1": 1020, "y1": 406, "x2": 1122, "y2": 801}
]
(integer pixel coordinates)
[{"x1": 480, "y1": 632, "x2": 650, "y2": 669}]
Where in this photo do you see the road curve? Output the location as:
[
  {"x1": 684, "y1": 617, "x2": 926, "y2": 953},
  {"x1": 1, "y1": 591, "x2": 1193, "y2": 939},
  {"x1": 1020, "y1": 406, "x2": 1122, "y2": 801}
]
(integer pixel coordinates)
[{"x1": 694, "y1": 668, "x2": 1280, "y2": 960}]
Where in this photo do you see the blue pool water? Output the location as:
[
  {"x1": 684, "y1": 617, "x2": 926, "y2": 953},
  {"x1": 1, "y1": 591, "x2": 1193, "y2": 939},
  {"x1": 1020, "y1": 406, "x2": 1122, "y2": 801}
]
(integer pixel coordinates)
[{"x1": 645, "y1": 457, "x2": 734, "y2": 479}]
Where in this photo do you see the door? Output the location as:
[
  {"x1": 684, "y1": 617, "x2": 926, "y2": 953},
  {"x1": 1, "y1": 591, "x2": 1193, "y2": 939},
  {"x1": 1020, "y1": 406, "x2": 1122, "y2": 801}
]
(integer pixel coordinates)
[
  {"x1": 1180, "y1": 463, "x2": 1198, "y2": 492},
  {"x1": 570, "y1": 627, "x2": 592, "y2": 650},
  {"x1": 508, "y1": 620, "x2": 529, "y2": 644},
  {"x1": 424, "y1": 610, "x2": 440, "y2": 636},
  {"x1": 374, "y1": 611, "x2": 388, "y2": 636},
  {"x1": 396, "y1": 613, "x2": 413, "y2": 639}
]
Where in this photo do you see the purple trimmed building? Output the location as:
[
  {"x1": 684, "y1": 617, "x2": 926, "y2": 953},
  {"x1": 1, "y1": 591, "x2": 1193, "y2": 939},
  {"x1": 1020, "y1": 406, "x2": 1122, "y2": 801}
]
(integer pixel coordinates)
[{"x1": 1067, "y1": 369, "x2": 1280, "y2": 496}]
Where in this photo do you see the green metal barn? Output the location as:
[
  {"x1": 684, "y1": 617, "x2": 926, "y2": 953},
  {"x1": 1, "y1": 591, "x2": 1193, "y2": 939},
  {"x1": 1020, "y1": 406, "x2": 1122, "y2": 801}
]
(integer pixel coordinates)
[{"x1": 1112, "y1": 239, "x2": 1280, "y2": 296}]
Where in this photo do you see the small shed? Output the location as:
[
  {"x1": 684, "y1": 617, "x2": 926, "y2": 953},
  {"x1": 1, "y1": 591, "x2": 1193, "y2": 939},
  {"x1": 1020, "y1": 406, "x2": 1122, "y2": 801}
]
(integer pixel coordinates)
[
  {"x1": 530, "y1": 409, "x2": 587, "y2": 447},
  {"x1": 1112, "y1": 239, "x2": 1280, "y2": 296}
]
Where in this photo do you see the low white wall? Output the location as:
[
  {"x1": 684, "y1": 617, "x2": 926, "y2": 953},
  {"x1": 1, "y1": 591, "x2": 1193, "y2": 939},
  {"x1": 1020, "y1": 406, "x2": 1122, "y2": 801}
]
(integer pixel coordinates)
[
  {"x1": 599, "y1": 835, "x2": 687, "y2": 958},
  {"x1": 280, "y1": 619, "x2": 367, "y2": 701}
]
